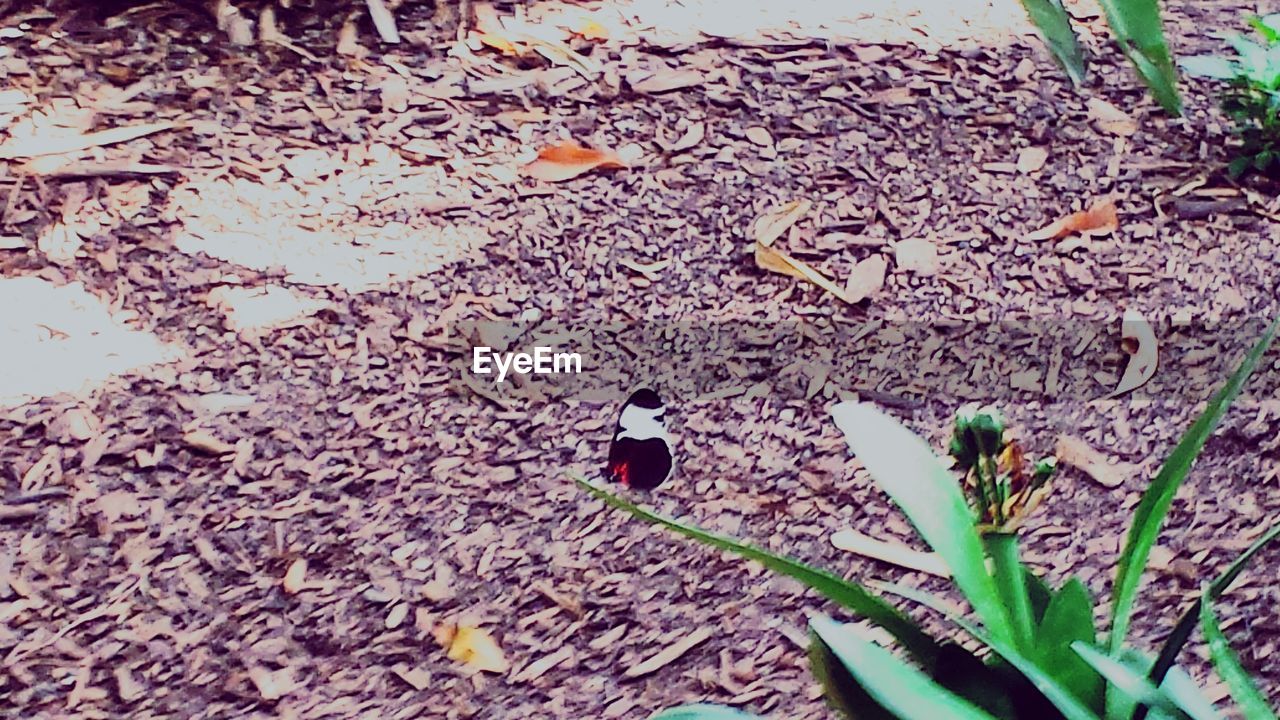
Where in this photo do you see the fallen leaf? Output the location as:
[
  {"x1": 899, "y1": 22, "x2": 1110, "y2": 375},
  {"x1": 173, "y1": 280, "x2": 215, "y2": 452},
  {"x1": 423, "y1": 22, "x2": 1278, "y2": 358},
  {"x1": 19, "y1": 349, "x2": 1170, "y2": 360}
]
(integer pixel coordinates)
[
  {"x1": 182, "y1": 428, "x2": 234, "y2": 454},
  {"x1": 522, "y1": 141, "x2": 626, "y2": 183},
  {"x1": 282, "y1": 558, "x2": 308, "y2": 594},
  {"x1": 752, "y1": 200, "x2": 811, "y2": 246},
  {"x1": 894, "y1": 238, "x2": 940, "y2": 275},
  {"x1": 619, "y1": 257, "x2": 672, "y2": 280},
  {"x1": 1087, "y1": 98, "x2": 1137, "y2": 137},
  {"x1": 444, "y1": 625, "x2": 510, "y2": 674},
  {"x1": 844, "y1": 255, "x2": 887, "y2": 302},
  {"x1": 830, "y1": 528, "x2": 950, "y2": 577},
  {"x1": 624, "y1": 626, "x2": 713, "y2": 678},
  {"x1": 393, "y1": 665, "x2": 432, "y2": 691},
  {"x1": 755, "y1": 244, "x2": 848, "y2": 302},
  {"x1": 1027, "y1": 198, "x2": 1118, "y2": 240},
  {"x1": 0, "y1": 121, "x2": 178, "y2": 159},
  {"x1": 1016, "y1": 146, "x2": 1048, "y2": 174},
  {"x1": 1055, "y1": 435, "x2": 1130, "y2": 487},
  {"x1": 1110, "y1": 308, "x2": 1158, "y2": 397},
  {"x1": 627, "y1": 68, "x2": 704, "y2": 93},
  {"x1": 666, "y1": 121, "x2": 705, "y2": 153},
  {"x1": 745, "y1": 126, "x2": 773, "y2": 147}
]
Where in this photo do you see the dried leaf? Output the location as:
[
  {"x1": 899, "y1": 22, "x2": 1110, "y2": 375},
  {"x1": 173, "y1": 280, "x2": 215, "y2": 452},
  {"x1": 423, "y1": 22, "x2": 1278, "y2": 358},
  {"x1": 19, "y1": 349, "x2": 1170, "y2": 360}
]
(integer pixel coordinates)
[
  {"x1": 1110, "y1": 308, "x2": 1158, "y2": 397},
  {"x1": 1016, "y1": 146, "x2": 1048, "y2": 174},
  {"x1": 669, "y1": 121, "x2": 706, "y2": 153},
  {"x1": 844, "y1": 254, "x2": 887, "y2": 302},
  {"x1": 1087, "y1": 98, "x2": 1137, "y2": 137},
  {"x1": 1027, "y1": 198, "x2": 1118, "y2": 240},
  {"x1": 623, "y1": 626, "x2": 713, "y2": 678},
  {"x1": 1055, "y1": 434, "x2": 1130, "y2": 488},
  {"x1": 628, "y1": 68, "x2": 704, "y2": 93},
  {"x1": 522, "y1": 141, "x2": 626, "y2": 183},
  {"x1": 282, "y1": 558, "x2": 307, "y2": 594},
  {"x1": 247, "y1": 665, "x2": 296, "y2": 701},
  {"x1": 755, "y1": 244, "x2": 848, "y2": 302},
  {"x1": 0, "y1": 121, "x2": 177, "y2": 159},
  {"x1": 894, "y1": 238, "x2": 940, "y2": 275},
  {"x1": 752, "y1": 200, "x2": 811, "y2": 247},
  {"x1": 393, "y1": 665, "x2": 432, "y2": 691},
  {"x1": 619, "y1": 257, "x2": 672, "y2": 280},
  {"x1": 182, "y1": 428, "x2": 234, "y2": 455},
  {"x1": 445, "y1": 625, "x2": 510, "y2": 674}
]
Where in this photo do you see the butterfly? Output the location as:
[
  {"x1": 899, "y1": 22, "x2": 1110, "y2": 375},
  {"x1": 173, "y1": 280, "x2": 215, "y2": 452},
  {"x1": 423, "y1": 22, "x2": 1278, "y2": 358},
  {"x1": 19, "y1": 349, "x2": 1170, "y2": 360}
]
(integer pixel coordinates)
[{"x1": 606, "y1": 388, "x2": 673, "y2": 490}]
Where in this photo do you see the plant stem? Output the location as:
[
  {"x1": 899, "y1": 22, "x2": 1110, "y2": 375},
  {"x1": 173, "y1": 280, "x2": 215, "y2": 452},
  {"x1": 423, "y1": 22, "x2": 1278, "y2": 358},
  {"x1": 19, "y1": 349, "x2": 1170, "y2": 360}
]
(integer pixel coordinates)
[{"x1": 986, "y1": 532, "x2": 1034, "y2": 652}]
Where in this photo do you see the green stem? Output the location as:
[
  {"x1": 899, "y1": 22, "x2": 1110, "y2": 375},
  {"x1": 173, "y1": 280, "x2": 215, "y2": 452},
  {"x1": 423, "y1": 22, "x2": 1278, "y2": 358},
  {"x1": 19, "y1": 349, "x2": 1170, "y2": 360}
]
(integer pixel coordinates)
[{"x1": 986, "y1": 532, "x2": 1034, "y2": 652}]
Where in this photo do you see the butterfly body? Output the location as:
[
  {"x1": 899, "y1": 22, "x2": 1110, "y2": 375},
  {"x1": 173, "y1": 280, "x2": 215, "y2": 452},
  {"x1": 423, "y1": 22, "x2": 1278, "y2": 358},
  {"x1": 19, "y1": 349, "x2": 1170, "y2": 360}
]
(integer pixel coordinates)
[{"x1": 606, "y1": 388, "x2": 673, "y2": 490}]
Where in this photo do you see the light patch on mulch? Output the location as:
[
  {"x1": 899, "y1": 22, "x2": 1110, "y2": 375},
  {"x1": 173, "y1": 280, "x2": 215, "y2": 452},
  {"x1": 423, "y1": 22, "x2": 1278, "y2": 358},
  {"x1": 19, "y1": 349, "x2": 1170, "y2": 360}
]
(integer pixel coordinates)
[
  {"x1": 610, "y1": 0, "x2": 1030, "y2": 49},
  {"x1": 206, "y1": 284, "x2": 329, "y2": 332},
  {"x1": 0, "y1": 277, "x2": 180, "y2": 407},
  {"x1": 167, "y1": 159, "x2": 492, "y2": 292}
]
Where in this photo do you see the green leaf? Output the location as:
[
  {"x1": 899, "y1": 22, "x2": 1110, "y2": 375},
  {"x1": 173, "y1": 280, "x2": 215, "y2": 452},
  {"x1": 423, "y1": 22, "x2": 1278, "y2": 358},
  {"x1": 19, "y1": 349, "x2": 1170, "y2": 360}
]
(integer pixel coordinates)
[
  {"x1": 809, "y1": 616, "x2": 1002, "y2": 720},
  {"x1": 1072, "y1": 644, "x2": 1221, "y2": 720},
  {"x1": 649, "y1": 705, "x2": 762, "y2": 720},
  {"x1": 809, "y1": 627, "x2": 899, "y2": 720},
  {"x1": 1033, "y1": 579, "x2": 1104, "y2": 710},
  {"x1": 1200, "y1": 587, "x2": 1279, "y2": 720},
  {"x1": 1179, "y1": 55, "x2": 1239, "y2": 80},
  {"x1": 876, "y1": 582, "x2": 1103, "y2": 720},
  {"x1": 1026, "y1": 568, "x2": 1053, "y2": 626},
  {"x1": 1229, "y1": 155, "x2": 1253, "y2": 177},
  {"x1": 831, "y1": 403, "x2": 1016, "y2": 649},
  {"x1": 1148, "y1": 521, "x2": 1280, "y2": 698},
  {"x1": 1095, "y1": 0, "x2": 1182, "y2": 114},
  {"x1": 1255, "y1": 13, "x2": 1280, "y2": 43},
  {"x1": 986, "y1": 533, "x2": 1035, "y2": 651},
  {"x1": 1107, "y1": 316, "x2": 1280, "y2": 658},
  {"x1": 1018, "y1": 0, "x2": 1087, "y2": 85},
  {"x1": 574, "y1": 476, "x2": 940, "y2": 664}
]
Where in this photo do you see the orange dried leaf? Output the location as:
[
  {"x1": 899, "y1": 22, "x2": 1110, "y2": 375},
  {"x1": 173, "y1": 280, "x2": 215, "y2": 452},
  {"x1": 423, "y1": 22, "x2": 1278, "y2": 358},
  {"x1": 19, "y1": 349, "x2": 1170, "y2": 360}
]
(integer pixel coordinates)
[
  {"x1": 1027, "y1": 198, "x2": 1118, "y2": 240},
  {"x1": 755, "y1": 243, "x2": 849, "y2": 303},
  {"x1": 523, "y1": 141, "x2": 626, "y2": 183}
]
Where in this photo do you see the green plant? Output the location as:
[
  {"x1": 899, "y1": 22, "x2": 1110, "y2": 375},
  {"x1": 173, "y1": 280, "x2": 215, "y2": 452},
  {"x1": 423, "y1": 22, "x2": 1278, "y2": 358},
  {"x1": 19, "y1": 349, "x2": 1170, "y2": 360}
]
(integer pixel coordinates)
[
  {"x1": 1181, "y1": 14, "x2": 1280, "y2": 177},
  {"x1": 1019, "y1": 0, "x2": 1182, "y2": 115},
  {"x1": 576, "y1": 315, "x2": 1280, "y2": 720}
]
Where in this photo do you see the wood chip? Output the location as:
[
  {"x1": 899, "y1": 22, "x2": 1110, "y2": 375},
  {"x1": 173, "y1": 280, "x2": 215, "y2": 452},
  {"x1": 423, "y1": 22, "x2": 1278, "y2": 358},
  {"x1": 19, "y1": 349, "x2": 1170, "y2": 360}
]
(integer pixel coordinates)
[{"x1": 623, "y1": 626, "x2": 713, "y2": 678}]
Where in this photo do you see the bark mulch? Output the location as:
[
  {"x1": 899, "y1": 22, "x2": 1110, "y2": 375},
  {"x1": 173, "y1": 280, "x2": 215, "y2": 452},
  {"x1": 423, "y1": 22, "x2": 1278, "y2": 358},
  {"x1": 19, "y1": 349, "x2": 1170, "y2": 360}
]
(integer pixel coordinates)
[{"x1": 2, "y1": 0, "x2": 1280, "y2": 718}]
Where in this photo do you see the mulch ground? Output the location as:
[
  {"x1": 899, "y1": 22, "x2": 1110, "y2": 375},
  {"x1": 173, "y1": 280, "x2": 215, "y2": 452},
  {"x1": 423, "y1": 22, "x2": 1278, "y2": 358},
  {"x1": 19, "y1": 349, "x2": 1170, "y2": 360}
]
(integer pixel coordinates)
[{"x1": 2, "y1": 0, "x2": 1280, "y2": 718}]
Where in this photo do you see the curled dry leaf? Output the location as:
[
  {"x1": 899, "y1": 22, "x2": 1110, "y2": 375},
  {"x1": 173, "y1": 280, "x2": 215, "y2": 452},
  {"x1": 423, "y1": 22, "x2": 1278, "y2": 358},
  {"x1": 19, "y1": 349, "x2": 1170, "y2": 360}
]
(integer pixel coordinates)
[
  {"x1": 1110, "y1": 308, "x2": 1158, "y2": 397},
  {"x1": 1055, "y1": 434, "x2": 1131, "y2": 487},
  {"x1": 523, "y1": 141, "x2": 626, "y2": 183},
  {"x1": 745, "y1": 126, "x2": 773, "y2": 147},
  {"x1": 751, "y1": 200, "x2": 866, "y2": 304},
  {"x1": 1027, "y1": 198, "x2": 1118, "y2": 241},
  {"x1": 441, "y1": 625, "x2": 510, "y2": 674},
  {"x1": 282, "y1": 558, "x2": 307, "y2": 594}
]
